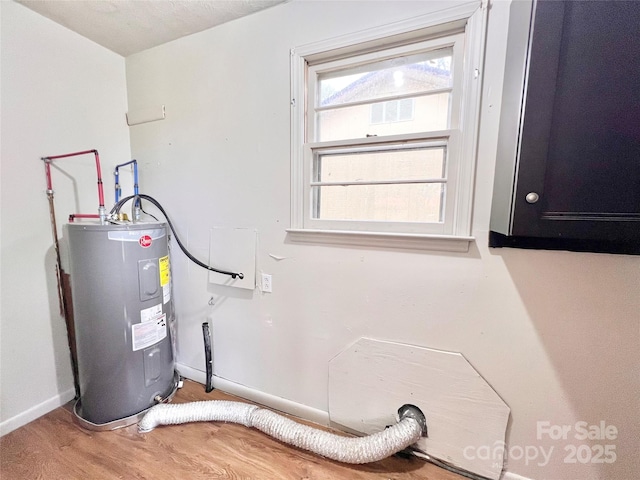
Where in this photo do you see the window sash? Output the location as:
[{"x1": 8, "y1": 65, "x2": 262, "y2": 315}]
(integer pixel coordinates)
[
  {"x1": 290, "y1": 1, "x2": 488, "y2": 246},
  {"x1": 302, "y1": 33, "x2": 464, "y2": 235},
  {"x1": 307, "y1": 34, "x2": 464, "y2": 144},
  {"x1": 303, "y1": 132, "x2": 461, "y2": 235},
  {"x1": 315, "y1": 48, "x2": 454, "y2": 109},
  {"x1": 310, "y1": 140, "x2": 448, "y2": 187}
]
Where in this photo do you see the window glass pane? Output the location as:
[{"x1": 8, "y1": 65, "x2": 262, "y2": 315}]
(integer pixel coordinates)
[
  {"x1": 385, "y1": 100, "x2": 398, "y2": 122},
  {"x1": 317, "y1": 92, "x2": 449, "y2": 141},
  {"x1": 313, "y1": 183, "x2": 444, "y2": 223},
  {"x1": 398, "y1": 98, "x2": 414, "y2": 121},
  {"x1": 370, "y1": 99, "x2": 415, "y2": 124},
  {"x1": 319, "y1": 48, "x2": 453, "y2": 107},
  {"x1": 371, "y1": 103, "x2": 384, "y2": 123},
  {"x1": 315, "y1": 147, "x2": 445, "y2": 183}
]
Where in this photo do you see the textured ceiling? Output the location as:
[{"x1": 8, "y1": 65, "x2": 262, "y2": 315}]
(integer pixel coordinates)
[{"x1": 16, "y1": 0, "x2": 288, "y2": 57}]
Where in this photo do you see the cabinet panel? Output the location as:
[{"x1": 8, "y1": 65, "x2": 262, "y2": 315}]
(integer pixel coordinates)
[{"x1": 490, "y1": 0, "x2": 640, "y2": 254}]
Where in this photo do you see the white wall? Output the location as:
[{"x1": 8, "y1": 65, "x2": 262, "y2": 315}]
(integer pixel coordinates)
[
  {"x1": 0, "y1": 0, "x2": 630, "y2": 478},
  {"x1": 0, "y1": 1, "x2": 131, "y2": 434},
  {"x1": 125, "y1": 2, "x2": 640, "y2": 479}
]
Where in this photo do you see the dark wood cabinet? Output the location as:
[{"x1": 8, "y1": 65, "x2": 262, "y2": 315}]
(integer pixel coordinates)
[{"x1": 490, "y1": 0, "x2": 640, "y2": 254}]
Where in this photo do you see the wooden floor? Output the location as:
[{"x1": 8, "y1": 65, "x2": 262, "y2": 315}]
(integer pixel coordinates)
[{"x1": 0, "y1": 380, "x2": 464, "y2": 479}]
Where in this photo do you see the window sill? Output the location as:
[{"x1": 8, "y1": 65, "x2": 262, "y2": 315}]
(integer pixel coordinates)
[{"x1": 286, "y1": 229, "x2": 474, "y2": 253}]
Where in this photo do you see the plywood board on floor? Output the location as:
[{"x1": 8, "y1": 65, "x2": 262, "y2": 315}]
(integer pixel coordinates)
[{"x1": 328, "y1": 338, "x2": 510, "y2": 480}]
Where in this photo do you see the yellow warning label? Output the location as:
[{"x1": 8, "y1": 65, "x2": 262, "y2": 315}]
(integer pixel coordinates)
[{"x1": 159, "y1": 256, "x2": 170, "y2": 287}]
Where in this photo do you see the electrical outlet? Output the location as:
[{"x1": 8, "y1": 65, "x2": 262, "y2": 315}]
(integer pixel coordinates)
[{"x1": 261, "y1": 273, "x2": 272, "y2": 293}]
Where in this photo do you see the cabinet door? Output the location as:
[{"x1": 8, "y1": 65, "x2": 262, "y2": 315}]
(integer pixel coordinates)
[{"x1": 511, "y1": 0, "x2": 640, "y2": 247}]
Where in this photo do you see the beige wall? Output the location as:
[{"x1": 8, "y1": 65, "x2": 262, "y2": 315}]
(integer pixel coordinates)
[
  {"x1": 125, "y1": 2, "x2": 639, "y2": 479},
  {"x1": 2, "y1": 1, "x2": 636, "y2": 479}
]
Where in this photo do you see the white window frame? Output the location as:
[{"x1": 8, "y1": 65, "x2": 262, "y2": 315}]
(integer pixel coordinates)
[{"x1": 288, "y1": 1, "x2": 488, "y2": 252}]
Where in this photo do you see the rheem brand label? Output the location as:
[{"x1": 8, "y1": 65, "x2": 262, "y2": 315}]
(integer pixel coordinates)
[{"x1": 139, "y1": 235, "x2": 152, "y2": 248}]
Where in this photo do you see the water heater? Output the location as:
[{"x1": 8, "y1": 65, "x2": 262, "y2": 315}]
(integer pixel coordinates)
[{"x1": 65, "y1": 222, "x2": 177, "y2": 427}]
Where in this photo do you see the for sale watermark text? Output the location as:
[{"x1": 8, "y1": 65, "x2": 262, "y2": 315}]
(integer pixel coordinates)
[
  {"x1": 463, "y1": 421, "x2": 618, "y2": 467},
  {"x1": 537, "y1": 421, "x2": 617, "y2": 441},
  {"x1": 536, "y1": 421, "x2": 617, "y2": 465}
]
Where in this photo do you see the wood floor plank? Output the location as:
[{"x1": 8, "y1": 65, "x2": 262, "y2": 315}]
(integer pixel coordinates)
[{"x1": 1, "y1": 380, "x2": 464, "y2": 479}]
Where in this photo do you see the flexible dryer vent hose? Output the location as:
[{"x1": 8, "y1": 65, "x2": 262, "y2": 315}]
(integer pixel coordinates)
[{"x1": 139, "y1": 400, "x2": 425, "y2": 464}]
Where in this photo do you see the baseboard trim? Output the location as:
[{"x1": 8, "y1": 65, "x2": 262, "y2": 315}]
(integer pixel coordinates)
[
  {"x1": 1, "y1": 366, "x2": 331, "y2": 437},
  {"x1": 176, "y1": 363, "x2": 329, "y2": 426},
  {"x1": 0, "y1": 388, "x2": 76, "y2": 437}
]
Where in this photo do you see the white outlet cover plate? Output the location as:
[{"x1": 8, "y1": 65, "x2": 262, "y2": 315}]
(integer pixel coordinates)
[{"x1": 261, "y1": 273, "x2": 272, "y2": 292}]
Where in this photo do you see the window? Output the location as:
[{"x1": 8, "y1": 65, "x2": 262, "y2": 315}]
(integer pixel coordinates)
[
  {"x1": 371, "y1": 99, "x2": 415, "y2": 124},
  {"x1": 290, "y1": 3, "x2": 487, "y2": 251}
]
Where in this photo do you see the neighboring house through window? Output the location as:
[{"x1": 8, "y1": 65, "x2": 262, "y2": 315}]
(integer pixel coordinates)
[
  {"x1": 371, "y1": 98, "x2": 415, "y2": 124},
  {"x1": 289, "y1": 2, "x2": 488, "y2": 251}
]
